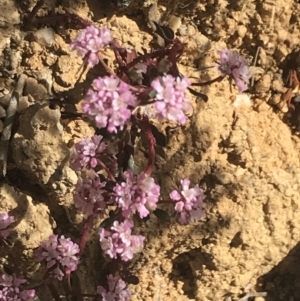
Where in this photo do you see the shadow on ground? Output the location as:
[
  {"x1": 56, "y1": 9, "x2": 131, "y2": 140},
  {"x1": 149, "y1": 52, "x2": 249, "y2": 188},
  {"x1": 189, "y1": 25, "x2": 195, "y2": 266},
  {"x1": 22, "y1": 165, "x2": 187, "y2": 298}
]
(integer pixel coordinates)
[{"x1": 257, "y1": 241, "x2": 300, "y2": 301}]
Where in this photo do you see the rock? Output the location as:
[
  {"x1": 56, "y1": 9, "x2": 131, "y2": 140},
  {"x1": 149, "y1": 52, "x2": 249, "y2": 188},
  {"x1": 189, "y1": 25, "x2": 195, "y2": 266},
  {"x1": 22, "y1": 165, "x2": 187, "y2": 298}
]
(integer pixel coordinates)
[
  {"x1": 168, "y1": 15, "x2": 181, "y2": 33},
  {"x1": 255, "y1": 73, "x2": 272, "y2": 93},
  {"x1": 54, "y1": 53, "x2": 83, "y2": 89},
  {"x1": 33, "y1": 28, "x2": 55, "y2": 47},
  {"x1": 11, "y1": 104, "x2": 69, "y2": 185},
  {"x1": 11, "y1": 103, "x2": 78, "y2": 212},
  {"x1": 0, "y1": 183, "x2": 55, "y2": 272},
  {"x1": 0, "y1": 0, "x2": 20, "y2": 27},
  {"x1": 24, "y1": 77, "x2": 49, "y2": 103}
]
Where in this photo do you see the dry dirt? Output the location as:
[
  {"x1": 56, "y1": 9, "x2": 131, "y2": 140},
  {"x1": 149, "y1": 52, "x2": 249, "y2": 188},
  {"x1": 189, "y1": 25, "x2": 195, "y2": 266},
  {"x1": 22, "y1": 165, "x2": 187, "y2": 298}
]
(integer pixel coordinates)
[{"x1": 1, "y1": 0, "x2": 300, "y2": 300}]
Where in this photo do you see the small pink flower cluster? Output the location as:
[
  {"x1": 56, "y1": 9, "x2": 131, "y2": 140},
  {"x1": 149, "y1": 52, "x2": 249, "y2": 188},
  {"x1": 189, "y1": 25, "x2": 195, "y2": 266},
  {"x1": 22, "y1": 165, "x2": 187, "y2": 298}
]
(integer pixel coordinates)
[
  {"x1": 0, "y1": 213, "x2": 15, "y2": 238},
  {"x1": 70, "y1": 25, "x2": 112, "y2": 66},
  {"x1": 36, "y1": 235, "x2": 80, "y2": 280},
  {"x1": 74, "y1": 171, "x2": 107, "y2": 217},
  {"x1": 70, "y1": 135, "x2": 107, "y2": 171},
  {"x1": 99, "y1": 220, "x2": 145, "y2": 261},
  {"x1": 113, "y1": 170, "x2": 160, "y2": 218},
  {"x1": 0, "y1": 273, "x2": 36, "y2": 301},
  {"x1": 97, "y1": 275, "x2": 131, "y2": 301},
  {"x1": 151, "y1": 75, "x2": 191, "y2": 125},
  {"x1": 170, "y1": 179, "x2": 205, "y2": 224},
  {"x1": 83, "y1": 76, "x2": 138, "y2": 133},
  {"x1": 217, "y1": 49, "x2": 250, "y2": 92}
]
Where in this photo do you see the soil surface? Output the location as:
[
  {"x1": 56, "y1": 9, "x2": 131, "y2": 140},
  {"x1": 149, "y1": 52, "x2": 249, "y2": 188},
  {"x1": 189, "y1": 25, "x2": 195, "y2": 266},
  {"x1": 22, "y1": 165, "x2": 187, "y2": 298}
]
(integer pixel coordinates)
[{"x1": 1, "y1": 0, "x2": 300, "y2": 300}]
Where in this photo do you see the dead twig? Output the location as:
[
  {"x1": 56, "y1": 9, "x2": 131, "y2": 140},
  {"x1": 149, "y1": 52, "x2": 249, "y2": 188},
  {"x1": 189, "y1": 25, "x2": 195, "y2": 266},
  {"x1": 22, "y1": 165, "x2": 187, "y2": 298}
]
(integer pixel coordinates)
[
  {"x1": 250, "y1": 46, "x2": 260, "y2": 87},
  {"x1": 237, "y1": 291, "x2": 267, "y2": 301},
  {"x1": 0, "y1": 74, "x2": 26, "y2": 176}
]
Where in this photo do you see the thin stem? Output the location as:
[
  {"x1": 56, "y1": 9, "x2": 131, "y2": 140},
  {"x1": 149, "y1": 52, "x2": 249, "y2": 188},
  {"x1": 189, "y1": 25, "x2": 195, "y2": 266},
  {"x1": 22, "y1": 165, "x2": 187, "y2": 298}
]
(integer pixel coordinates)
[
  {"x1": 79, "y1": 214, "x2": 95, "y2": 256},
  {"x1": 127, "y1": 49, "x2": 170, "y2": 69},
  {"x1": 68, "y1": 293, "x2": 97, "y2": 298},
  {"x1": 98, "y1": 54, "x2": 144, "y2": 94},
  {"x1": 157, "y1": 200, "x2": 174, "y2": 204},
  {"x1": 97, "y1": 158, "x2": 116, "y2": 182},
  {"x1": 110, "y1": 41, "x2": 127, "y2": 68},
  {"x1": 191, "y1": 75, "x2": 224, "y2": 86},
  {"x1": 98, "y1": 56, "x2": 115, "y2": 76},
  {"x1": 47, "y1": 282, "x2": 62, "y2": 301},
  {"x1": 142, "y1": 115, "x2": 156, "y2": 175},
  {"x1": 237, "y1": 291, "x2": 267, "y2": 301}
]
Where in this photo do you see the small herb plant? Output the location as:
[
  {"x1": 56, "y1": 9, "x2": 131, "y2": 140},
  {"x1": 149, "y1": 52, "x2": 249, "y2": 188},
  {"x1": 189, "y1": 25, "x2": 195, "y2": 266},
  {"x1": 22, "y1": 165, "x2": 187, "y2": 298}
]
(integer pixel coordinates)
[{"x1": 0, "y1": 19, "x2": 249, "y2": 300}]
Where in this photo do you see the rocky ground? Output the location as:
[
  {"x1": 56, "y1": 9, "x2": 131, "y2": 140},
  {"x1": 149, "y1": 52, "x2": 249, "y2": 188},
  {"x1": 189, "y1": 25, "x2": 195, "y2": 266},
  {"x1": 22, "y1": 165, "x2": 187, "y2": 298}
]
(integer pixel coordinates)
[{"x1": 1, "y1": 0, "x2": 300, "y2": 300}]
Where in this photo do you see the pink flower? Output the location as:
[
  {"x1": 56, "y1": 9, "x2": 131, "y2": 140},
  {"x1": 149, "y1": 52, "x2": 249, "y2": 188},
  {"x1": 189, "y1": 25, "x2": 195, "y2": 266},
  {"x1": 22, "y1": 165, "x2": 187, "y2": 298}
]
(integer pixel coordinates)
[
  {"x1": 70, "y1": 25, "x2": 112, "y2": 66},
  {"x1": 97, "y1": 275, "x2": 131, "y2": 301},
  {"x1": 151, "y1": 75, "x2": 191, "y2": 125},
  {"x1": 74, "y1": 171, "x2": 107, "y2": 217},
  {"x1": 113, "y1": 170, "x2": 160, "y2": 218},
  {"x1": 170, "y1": 179, "x2": 205, "y2": 224},
  {"x1": 70, "y1": 135, "x2": 107, "y2": 171},
  {"x1": 99, "y1": 220, "x2": 145, "y2": 261},
  {"x1": 83, "y1": 76, "x2": 138, "y2": 133},
  {"x1": 36, "y1": 235, "x2": 80, "y2": 280},
  {"x1": 217, "y1": 49, "x2": 250, "y2": 92},
  {"x1": 0, "y1": 213, "x2": 15, "y2": 238},
  {"x1": 0, "y1": 273, "x2": 36, "y2": 301}
]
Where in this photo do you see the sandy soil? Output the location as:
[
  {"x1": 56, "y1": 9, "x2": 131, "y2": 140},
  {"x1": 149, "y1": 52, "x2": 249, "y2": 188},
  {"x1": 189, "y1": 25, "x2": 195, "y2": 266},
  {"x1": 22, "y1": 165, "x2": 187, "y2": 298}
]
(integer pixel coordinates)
[{"x1": 1, "y1": 0, "x2": 300, "y2": 300}]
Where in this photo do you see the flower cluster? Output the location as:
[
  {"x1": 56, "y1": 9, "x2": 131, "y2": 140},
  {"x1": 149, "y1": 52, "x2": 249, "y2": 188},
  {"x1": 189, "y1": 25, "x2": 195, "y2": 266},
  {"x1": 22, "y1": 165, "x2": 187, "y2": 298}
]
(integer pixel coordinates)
[
  {"x1": 217, "y1": 49, "x2": 250, "y2": 92},
  {"x1": 70, "y1": 135, "x2": 107, "y2": 171},
  {"x1": 36, "y1": 235, "x2": 80, "y2": 280},
  {"x1": 113, "y1": 170, "x2": 160, "y2": 218},
  {"x1": 70, "y1": 25, "x2": 112, "y2": 66},
  {"x1": 97, "y1": 274, "x2": 131, "y2": 301},
  {"x1": 170, "y1": 179, "x2": 205, "y2": 224},
  {"x1": 99, "y1": 220, "x2": 145, "y2": 261},
  {"x1": 0, "y1": 213, "x2": 15, "y2": 238},
  {"x1": 151, "y1": 75, "x2": 191, "y2": 125},
  {"x1": 0, "y1": 273, "x2": 36, "y2": 301},
  {"x1": 83, "y1": 76, "x2": 138, "y2": 133},
  {"x1": 74, "y1": 171, "x2": 107, "y2": 217}
]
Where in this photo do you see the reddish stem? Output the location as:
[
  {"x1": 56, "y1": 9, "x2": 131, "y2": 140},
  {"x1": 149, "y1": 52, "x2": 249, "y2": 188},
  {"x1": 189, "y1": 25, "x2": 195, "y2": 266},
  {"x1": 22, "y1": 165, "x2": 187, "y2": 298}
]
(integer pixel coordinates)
[
  {"x1": 79, "y1": 214, "x2": 95, "y2": 256},
  {"x1": 126, "y1": 48, "x2": 170, "y2": 69},
  {"x1": 142, "y1": 115, "x2": 156, "y2": 175},
  {"x1": 110, "y1": 40, "x2": 127, "y2": 68},
  {"x1": 97, "y1": 158, "x2": 116, "y2": 182},
  {"x1": 98, "y1": 53, "x2": 143, "y2": 94},
  {"x1": 98, "y1": 56, "x2": 115, "y2": 76}
]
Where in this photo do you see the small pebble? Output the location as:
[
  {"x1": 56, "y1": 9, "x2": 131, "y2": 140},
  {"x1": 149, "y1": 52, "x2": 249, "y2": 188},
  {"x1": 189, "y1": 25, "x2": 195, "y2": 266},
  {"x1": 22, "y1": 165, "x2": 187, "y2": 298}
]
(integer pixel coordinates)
[
  {"x1": 34, "y1": 27, "x2": 55, "y2": 47},
  {"x1": 3, "y1": 88, "x2": 10, "y2": 95},
  {"x1": 168, "y1": 15, "x2": 181, "y2": 33},
  {"x1": 18, "y1": 96, "x2": 31, "y2": 113},
  {"x1": 0, "y1": 94, "x2": 11, "y2": 108},
  {"x1": 237, "y1": 25, "x2": 247, "y2": 38},
  {"x1": 255, "y1": 73, "x2": 271, "y2": 93},
  {"x1": 233, "y1": 94, "x2": 252, "y2": 108},
  {"x1": 255, "y1": 297, "x2": 266, "y2": 301},
  {"x1": 0, "y1": 78, "x2": 5, "y2": 91},
  {"x1": 0, "y1": 106, "x2": 6, "y2": 118}
]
